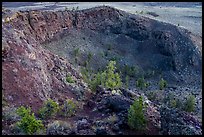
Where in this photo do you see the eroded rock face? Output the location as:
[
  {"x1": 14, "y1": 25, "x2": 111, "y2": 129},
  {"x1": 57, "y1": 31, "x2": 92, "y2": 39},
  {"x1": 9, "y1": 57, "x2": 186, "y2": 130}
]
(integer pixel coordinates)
[{"x1": 2, "y1": 9, "x2": 88, "y2": 112}]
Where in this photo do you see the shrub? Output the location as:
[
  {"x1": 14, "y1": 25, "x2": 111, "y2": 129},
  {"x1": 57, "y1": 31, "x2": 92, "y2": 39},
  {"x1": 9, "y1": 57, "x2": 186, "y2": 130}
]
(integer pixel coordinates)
[
  {"x1": 183, "y1": 95, "x2": 195, "y2": 112},
  {"x1": 47, "y1": 120, "x2": 73, "y2": 135},
  {"x1": 60, "y1": 99, "x2": 77, "y2": 117},
  {"x1": 136, "y1": 77, "x2": 149, "y2": 90},
  {"x1": 170, "y1": 99, "x2": 177, "y2": 108},
  {"x1": 159, "y1": 78, "x2": 167, "y2": 90},
  {"x1": 128, "y1": 96, "x2": 147, "y2": 130},
  {"x1": 66, "y1": 74, "x2": 75, "y2": 83},
  {"x1": 168, "y1": 97, "x2": 183, "y2": 109},
  {"x1": 38, "y1": 99, "x2": 59, "y2": 119},
  {"x1": 16, "y1": 106, "x2": 44, "y2": 135},
  {"x1": 89, "y1": 72, "x2": 102, "y2": 92}
]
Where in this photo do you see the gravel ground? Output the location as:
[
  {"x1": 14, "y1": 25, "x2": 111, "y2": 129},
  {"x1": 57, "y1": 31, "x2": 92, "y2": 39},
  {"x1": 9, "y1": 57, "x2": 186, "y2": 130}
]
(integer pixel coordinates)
[{"x1": 2, "y1": 2, "x2": 202, "y2": 36}]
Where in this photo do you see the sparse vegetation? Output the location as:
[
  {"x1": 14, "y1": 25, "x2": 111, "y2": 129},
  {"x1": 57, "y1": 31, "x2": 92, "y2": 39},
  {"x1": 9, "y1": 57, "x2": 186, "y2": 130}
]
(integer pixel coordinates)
[
  {"x1": 2, "y1": 4, "x2": 202, "y2": 136},
  {"x1": 16, "y1": 106, "x2": 45, "y2": 135},
  {"x1": 128, "y1": 96, "x2": 147, "y2": 130},
  {"x1": 159, "y1": 78, "x2": 167, "y2": 90},
  {"x1": 89, "y1": 72, "x2": 103, "y2": 92},
  {"x1": 87, "y1": 60, "x2": 122, "y2": 92},
  {"x1": 136, "y1": 77, "x2": 149, "y2": 90},
  {"x1": 183, "y1": 94, "x2": 196, "y2": 112},
  {"x1": 123, "y1": 64, "x2": 138, "y2": 77},
  {"x1": 60, "y1": 99, "x2": 77, "y2": 117},
  {"x1": 144, "y1": 69, "x2": 155, "y2": 78},
  {"x1": 168, "y1": 97, "x2": 183, "y2": 109},
  {"x1": 81, "y1": 67, "x2": 90, "y2": 83},
  {"x1": 73, "y1": 47, "x2": 80, "y2": 63},
  {"x1": 38, "y1": 99, "x2": 59, "y2": 119},
  {"x1": 66, "y1": 74, "x2": 75, "y2": 83},
  {"x1": 47, "y1": 120, "x2": 73, "y2": 135}
]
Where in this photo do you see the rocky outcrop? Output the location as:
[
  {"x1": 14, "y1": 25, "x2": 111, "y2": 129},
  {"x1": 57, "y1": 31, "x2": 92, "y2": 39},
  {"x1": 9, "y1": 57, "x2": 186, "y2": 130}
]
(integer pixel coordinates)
[{"x1": 160, "y1": 106, "x2": 202, "y2": 135}]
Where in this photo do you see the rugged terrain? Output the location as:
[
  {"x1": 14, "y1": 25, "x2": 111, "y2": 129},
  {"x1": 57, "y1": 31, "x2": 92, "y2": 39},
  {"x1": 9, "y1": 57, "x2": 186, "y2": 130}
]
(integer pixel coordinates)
[
  {"x1": 2, "y1": 2, "x2": 202, "y2": 36},
  {"x1": 2, "y1": 5, "x2": 202, "y2": 135}
]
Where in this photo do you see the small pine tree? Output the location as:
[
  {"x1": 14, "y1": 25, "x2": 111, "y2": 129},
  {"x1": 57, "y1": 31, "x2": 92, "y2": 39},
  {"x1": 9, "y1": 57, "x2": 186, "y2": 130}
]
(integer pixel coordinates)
[
  {"x1": 16, "y1": 106, "x2": 44, "y2": 135},
  {"x1": 104, "y1": 61, "x2": 122, "y2": 90},
  {"x1": 183, "y1": 95, "x2": 195, "y2": 112},
  {"x1": 90, "y1": 72, "x2": 102, "y2": 92},
  {"x1": 136, "y1": 77, "x2": 148, "y2": 90},
  {"x1": 128, "y1": 96, "x2": 147, "y2": 130},
  {"x1": 159, "y1": 78, "x2": 167, "y2": 90}
]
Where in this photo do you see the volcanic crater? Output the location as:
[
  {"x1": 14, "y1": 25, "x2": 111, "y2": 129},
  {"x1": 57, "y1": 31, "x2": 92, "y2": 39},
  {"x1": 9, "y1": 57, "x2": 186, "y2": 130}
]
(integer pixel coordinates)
[{"x1": 2, "y1": 6, "x2": 202, "y2": 135}]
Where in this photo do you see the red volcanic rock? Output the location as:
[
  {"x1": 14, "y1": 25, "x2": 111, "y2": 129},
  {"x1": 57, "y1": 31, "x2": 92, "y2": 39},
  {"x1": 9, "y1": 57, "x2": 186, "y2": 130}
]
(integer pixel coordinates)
[{"x1": 2, "y1": 10, "x2": 86, "y2": 112}]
